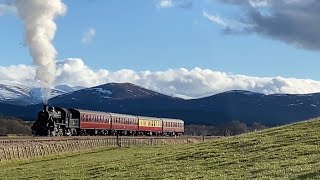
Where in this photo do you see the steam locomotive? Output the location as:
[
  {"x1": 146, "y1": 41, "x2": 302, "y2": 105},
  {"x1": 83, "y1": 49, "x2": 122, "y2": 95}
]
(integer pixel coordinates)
[{"x1": 32, "y1": 105, "x2": 184, "y2": 136}]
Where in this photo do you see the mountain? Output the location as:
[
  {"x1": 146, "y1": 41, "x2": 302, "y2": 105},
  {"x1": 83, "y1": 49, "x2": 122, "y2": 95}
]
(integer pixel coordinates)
[
  {"x1": 0, "y1": 82, "x2": 81, "y2": 106},
  {"x1": 0, "y1": 83, "x2": 320, "y2": 127},
  {"x1": 48, "y1": 83, "x2": 185, "y2": 113}
]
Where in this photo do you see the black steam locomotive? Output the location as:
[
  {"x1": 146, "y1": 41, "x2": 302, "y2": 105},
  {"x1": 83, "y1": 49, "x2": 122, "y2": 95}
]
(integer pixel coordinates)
[{"x1": 32, "y1": 105, "x2": 79, "y2": 136}]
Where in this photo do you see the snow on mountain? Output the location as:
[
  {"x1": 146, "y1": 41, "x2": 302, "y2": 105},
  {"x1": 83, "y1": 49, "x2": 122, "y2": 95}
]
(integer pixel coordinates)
[{"x1": 0, "y1": 82, "x2": 79, "y2": 105}]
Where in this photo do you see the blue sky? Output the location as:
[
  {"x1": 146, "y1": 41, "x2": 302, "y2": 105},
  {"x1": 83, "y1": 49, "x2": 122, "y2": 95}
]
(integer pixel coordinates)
[
  {"x1": 1, "y1": 0, "x2": 320, "y2": 98},
  {"x1": 0, "y1": 0, "x2": 319, "y2": 78}
]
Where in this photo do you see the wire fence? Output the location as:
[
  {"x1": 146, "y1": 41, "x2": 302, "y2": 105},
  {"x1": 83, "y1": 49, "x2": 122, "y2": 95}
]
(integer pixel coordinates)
[{"x1": 0, "y1": 136, "x2": 222, "y2": 161}]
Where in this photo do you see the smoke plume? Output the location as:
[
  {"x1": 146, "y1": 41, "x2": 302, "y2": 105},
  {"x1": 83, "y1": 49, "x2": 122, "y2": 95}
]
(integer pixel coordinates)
[{"x1": 14, "y1": 0, "x2": 66, "y2": 104}]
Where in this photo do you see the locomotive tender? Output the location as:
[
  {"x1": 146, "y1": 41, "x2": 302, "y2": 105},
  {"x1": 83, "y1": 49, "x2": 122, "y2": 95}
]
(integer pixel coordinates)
[{"x1": 32, "y1": 105, "x2": 184, "y2": 136}]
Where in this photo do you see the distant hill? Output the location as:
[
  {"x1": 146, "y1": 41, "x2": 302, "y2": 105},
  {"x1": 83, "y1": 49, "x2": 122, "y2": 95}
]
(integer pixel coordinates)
[{"x1": 0, "y1": 83, "x2": 320, "y2": 126}]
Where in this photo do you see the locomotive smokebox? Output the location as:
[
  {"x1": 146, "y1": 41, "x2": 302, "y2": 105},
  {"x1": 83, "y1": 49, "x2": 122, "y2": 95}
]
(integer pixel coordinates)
[{"x1": 43, "y1": 105, "x2": 49, "y2": 111}]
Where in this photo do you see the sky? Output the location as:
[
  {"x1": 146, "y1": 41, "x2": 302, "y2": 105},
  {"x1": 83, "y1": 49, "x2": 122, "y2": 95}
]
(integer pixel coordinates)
[{"x1": 1, "y1": 0, "x2": 320, "y2": 99}]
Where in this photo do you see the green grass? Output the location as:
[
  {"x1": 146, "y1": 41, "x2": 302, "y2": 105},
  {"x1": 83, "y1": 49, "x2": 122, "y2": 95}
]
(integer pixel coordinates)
[{"x1": 1, "y1": 119, "x2": 320, "y2": 179}]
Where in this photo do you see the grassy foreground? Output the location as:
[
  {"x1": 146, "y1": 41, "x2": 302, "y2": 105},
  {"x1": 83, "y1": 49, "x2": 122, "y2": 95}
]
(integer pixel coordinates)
[{"x1": 1, "y1": 119, "x2": 320, "y2": 179}]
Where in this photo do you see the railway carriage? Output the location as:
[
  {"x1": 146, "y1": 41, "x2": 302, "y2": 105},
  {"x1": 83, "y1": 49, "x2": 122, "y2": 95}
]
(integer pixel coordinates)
[
  {"x1": 76, "y1": 109, "x2": 111, "y2": 135},
  {"x1": 109, "y1": 113, "x2": 139, "y2": 135},
  {"x1": 138, "y1": 116, "x2": 162, "y2": 135},
  {"x1": 162, "y1": 118, "x2": 184, "y2": 136}
]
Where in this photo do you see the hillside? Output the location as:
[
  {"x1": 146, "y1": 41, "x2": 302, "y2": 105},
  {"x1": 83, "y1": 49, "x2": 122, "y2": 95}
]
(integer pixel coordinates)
[{"x1": 1, "y1": 119, "x2": 320, "y2": 179}]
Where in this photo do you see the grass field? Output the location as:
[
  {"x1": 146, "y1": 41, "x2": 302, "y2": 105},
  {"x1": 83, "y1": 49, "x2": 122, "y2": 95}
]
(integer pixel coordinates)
[{"x1": 1, "y1": 119, "x2": 320, "y2": 179}]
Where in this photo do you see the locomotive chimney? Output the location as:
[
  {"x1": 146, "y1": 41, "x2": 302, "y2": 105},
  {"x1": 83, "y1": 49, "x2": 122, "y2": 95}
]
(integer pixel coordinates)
[{"x1": 43, "y1": 105, "x2": 49, "y2": 111}]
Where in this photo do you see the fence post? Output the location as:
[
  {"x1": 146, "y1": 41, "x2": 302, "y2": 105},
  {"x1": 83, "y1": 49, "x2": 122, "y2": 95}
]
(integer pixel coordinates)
[{"x1": 116, "y1": 134, "x2": 122, "y2": 147}]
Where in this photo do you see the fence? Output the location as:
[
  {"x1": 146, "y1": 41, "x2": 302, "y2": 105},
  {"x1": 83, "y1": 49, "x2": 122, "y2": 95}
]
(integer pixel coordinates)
[{"x1": 0, "y1": 136, "x2": 221, "y2": 161}]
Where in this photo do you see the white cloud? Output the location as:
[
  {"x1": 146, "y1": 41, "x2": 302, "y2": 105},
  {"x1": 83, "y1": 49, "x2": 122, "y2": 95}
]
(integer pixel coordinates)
[
  {"x1": 0, "y1": 64, "x2": 35, "y2": 83},
  {"x1": 157, "y1": 0, "x2": 192, "y2": 9},
  {"x1": 248, "y1": 0, "x2": 270, "y2": 8},
  {"x1": 2, "y1": 58, "x2": 320, "y2": 99},
  {"x1": 203, "y1": 10, "x2": 228, "y2": 28},
  {"x1": 158, "y1": 0, "x2": 173, "y2": 8},
  {"x1": 0, "y1": 4, "x2": 16, "y2": 16},
  {"x1": 81, "y1": 28, "x2": 96, "y2": 44}
]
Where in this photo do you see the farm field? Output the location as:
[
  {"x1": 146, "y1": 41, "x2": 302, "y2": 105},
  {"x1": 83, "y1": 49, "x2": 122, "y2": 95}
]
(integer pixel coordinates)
[{"x1": 1, "y1": 119, "x2": 320, "y2": 179}]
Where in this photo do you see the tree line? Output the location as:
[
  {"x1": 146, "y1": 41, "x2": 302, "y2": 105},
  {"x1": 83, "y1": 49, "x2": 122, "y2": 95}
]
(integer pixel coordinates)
[
  {"x1": 0, "y1": 117, "x2": 32, "y2": 136},
  {"x1": 185, "y1": 120, "x2": 267, "y2": 136}
]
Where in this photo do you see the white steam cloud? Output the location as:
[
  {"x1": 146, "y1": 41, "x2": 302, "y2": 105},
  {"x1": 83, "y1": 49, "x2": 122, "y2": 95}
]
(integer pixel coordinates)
[
  {"x1": 14, "y1": 0, "x2": 66, "y2": 104},
  {"x1": 2, "y1": 58, "x2": 320, "y2": 99}
]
